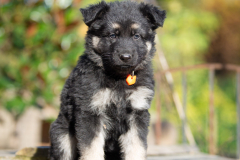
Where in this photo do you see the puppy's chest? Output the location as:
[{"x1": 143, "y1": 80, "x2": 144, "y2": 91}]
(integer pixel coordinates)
[
  {"x1": 90, "y1": 86, "x2": 153, "y2": 151},
  {"x1": 90, "y1": 86, "x2": 154, "y2": 114}
]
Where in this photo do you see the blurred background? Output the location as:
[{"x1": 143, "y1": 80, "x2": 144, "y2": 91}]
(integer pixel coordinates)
[{"x1": 0, "y1": 0, "x2": 240, "y2": 158}]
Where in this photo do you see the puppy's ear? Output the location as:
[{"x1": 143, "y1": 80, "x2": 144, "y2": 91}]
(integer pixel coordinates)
[
  {"x1": 139, "y1": 3, "x2": 166, "y2": 30},
  {"x1": 80, "y1": 1, "x2": 109, "y2": 27}
]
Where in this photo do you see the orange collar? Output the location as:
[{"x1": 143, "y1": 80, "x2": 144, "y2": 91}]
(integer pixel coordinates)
[{"x1": 126, "y1": 71, "x2": 136, "y2": 85}]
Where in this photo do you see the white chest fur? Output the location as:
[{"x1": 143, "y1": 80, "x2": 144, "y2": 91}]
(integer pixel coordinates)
[
  {"x1": 127, "y1": 86, "x2": 154, "y2": 110},
  {"x1": 90, "y1": 86, "x2": 154, "y2": 113}
]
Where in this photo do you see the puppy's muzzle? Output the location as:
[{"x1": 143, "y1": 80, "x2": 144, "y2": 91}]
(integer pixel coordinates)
[{"x1": 120, "y1": 53, "x2": 132, "y2": 62}]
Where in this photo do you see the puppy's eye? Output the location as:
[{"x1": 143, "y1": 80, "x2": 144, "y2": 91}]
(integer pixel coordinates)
[
  {"x1": 109, "y1": 34, "x2": 117, "y2": 39},
  {"x1": 133, "y1": 34, "x2": 140, "y2": 40}
]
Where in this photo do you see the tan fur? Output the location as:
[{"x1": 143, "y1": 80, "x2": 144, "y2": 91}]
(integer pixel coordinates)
[
  {"x1": 127, "y1": 86, "x2": 154, "y2": 110},
  {"x1": 59, "y1": 134, "x2": 76, "y2": 160},
  {"x1": 80, "y1": 128, "x2": 105, "y2": 160},
  {"x1": 119, "y1": 117, "x2": 146, "y2": 160}
]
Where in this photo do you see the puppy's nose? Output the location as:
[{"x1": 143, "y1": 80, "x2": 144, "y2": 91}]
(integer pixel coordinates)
[{"x1": 120, "y1": 54, "x2": 132, "y2": 62}]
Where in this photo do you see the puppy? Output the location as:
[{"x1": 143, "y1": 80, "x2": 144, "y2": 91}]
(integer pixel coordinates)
[{"x1": 49, "y1": 1, "x2": 166, "y2": 160}]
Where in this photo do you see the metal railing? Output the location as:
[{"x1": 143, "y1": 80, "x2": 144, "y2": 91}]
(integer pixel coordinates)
[{"x1": 156, "y1": 63, "x2": 240, "y2": 158}]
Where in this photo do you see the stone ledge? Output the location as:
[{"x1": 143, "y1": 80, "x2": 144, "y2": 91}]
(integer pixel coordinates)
[
  {"x1": 15, "y1": 146, "x2": 49, "y2": 160},
  {"x1": 0, "y1": 147, "x2": 49, "y2": 160},
  {"x1": 1, "y1": 146, "x2": 234, "y2": 160},
  {"x1": 1, "y1": 145, "x2": 199, "y2": 159}
]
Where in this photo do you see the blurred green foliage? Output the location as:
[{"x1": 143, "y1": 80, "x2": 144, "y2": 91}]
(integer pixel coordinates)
[
  {"x1": 0, "y1": 0, "x2": 85, "y2": 116},
  {"x1": 0, "y1": 0, "x2": 239, "y2": 158},
  {"x1": 159, "y1": 1, "x2": 219, "y2": 67},
  {"x1": 156, "y1": 0, "x2": 238, "y2": 157}
]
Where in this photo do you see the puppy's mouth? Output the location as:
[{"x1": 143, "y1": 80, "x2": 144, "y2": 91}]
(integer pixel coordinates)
[
  {"x1": 119, "y1": 65, "x2": 132, "y2": 70},
  {"x1": 104, "y1": 65, "x2": 135, "y2": 78},
  {"x1": 115, "y1": 65, "x2": 135, "y2": 72},
  {"x1": 118, "y1": 65, "x2": 135, "y2": 75}
]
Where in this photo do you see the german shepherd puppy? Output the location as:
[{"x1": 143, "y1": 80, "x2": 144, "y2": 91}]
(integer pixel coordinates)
[{"x1": 49, "y1": 1, "x2": 166, "y2": 160}]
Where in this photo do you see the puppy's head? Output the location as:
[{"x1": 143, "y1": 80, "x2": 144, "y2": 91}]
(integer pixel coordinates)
[{"x1": 80, "y1": 1, "x2": 166, "y2": 77}]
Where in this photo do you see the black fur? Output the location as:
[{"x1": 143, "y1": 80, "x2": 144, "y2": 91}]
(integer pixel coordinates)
[{"x1": 49, "y1": 1, "x2": 166, "y2": 160}]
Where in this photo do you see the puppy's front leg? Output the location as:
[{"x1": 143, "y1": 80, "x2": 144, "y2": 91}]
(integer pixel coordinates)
[
  {"x1": 76, "y1": 111, "x2": 105, "y2": 160},
  {"x1": 119, "y1": 111, "x2": 149, "y2": 160}
]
